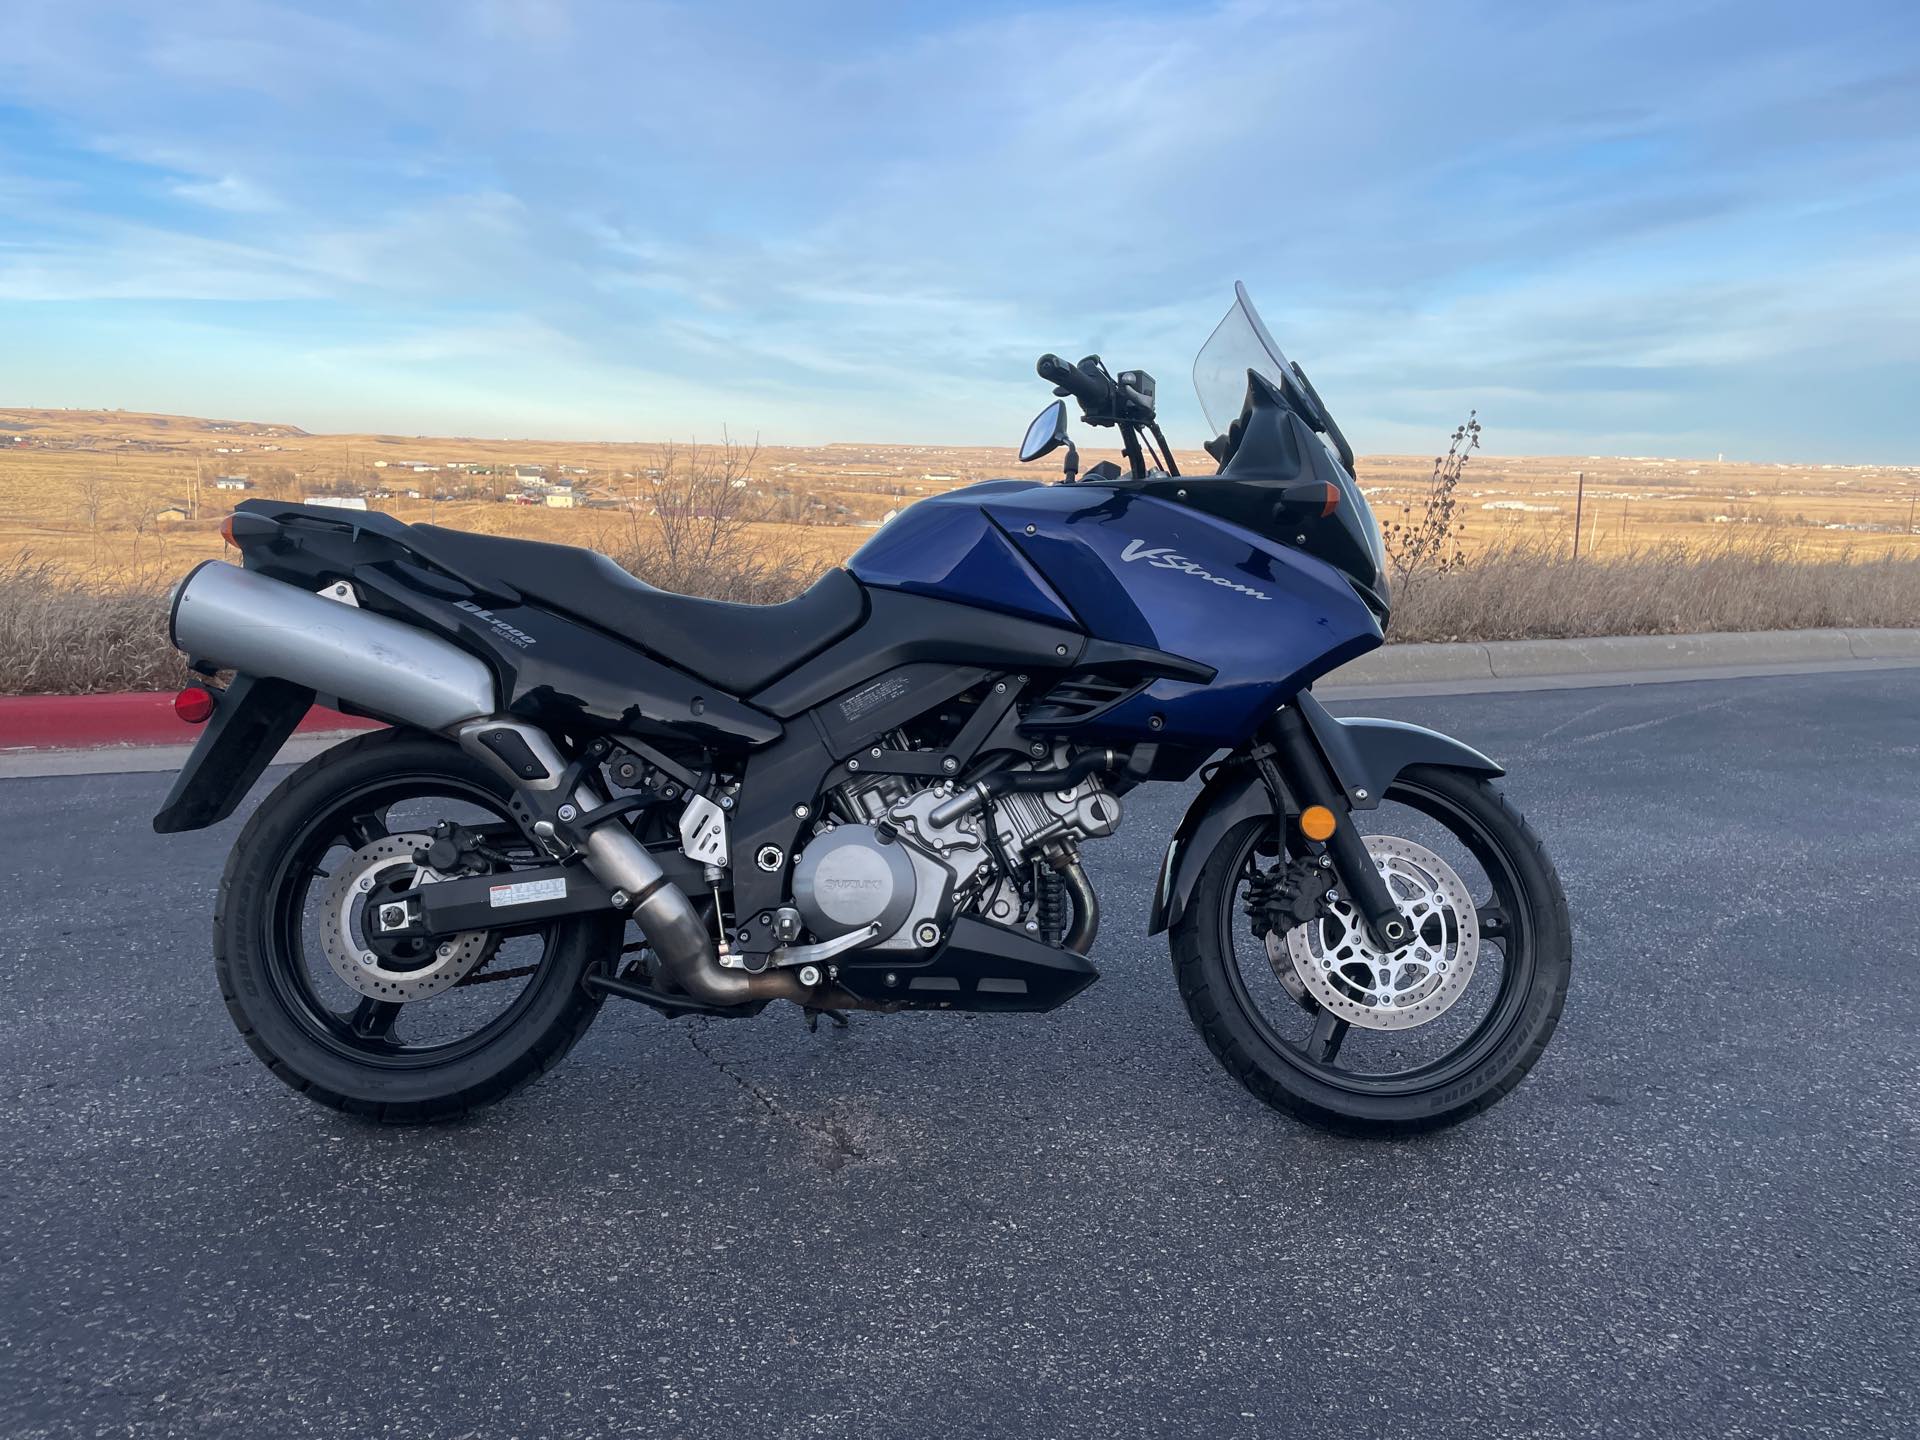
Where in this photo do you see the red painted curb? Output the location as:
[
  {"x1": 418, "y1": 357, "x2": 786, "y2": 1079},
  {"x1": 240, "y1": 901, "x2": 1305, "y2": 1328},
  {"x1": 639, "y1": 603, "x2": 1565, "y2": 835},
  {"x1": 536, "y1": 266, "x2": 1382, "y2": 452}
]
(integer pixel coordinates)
[{"x1": 0, "y1": 691, "x2": 380, "y2": 752}]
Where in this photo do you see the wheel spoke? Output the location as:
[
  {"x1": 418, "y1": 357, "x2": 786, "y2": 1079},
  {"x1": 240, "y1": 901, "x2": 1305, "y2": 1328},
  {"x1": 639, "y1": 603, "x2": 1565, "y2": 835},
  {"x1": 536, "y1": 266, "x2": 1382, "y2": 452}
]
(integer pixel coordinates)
[
  {"x1": 1477, "y1": 901, "x2": 1511, "y2": 941},
  {"x1": 348, "y1": 998, "x2": 403, "y2": 1040},
  {"x1": 340, "y1": 807, "x2": 389, "y2": 850},
  {"x1": 1304, "y1": 1007, "x2": 1350, "y2": 1064}
]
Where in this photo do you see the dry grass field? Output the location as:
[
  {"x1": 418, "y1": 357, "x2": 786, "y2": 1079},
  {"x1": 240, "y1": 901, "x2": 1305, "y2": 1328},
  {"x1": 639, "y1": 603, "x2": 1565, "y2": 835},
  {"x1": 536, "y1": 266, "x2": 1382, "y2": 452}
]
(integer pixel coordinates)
[
  {"x1": 1, "y1": 405, "x2": 1916, "y2": 694},
  {"x1": 4, "y1": 406, "x2": 1916, "y2": 583}
]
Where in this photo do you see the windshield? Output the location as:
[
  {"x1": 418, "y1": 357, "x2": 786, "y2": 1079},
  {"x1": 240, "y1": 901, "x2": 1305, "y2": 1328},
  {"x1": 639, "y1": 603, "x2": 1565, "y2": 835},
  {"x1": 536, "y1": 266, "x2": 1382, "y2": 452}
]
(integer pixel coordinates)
[{"x1": 1193, "y1": 281, "x2": 1296, "y2": 437}]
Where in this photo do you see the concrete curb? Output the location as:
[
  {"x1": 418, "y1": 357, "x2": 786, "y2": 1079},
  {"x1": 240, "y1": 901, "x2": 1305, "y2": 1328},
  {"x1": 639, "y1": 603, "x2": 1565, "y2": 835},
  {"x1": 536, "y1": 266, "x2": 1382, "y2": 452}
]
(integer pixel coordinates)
[
  {"x1": 0, "y1": 732, "x2": 357, "y2": 779},
  {"x1": 0, "y1": 691, "x2": 377, "y2": 753},
  {"x1": 1324, "y1": 627, "x2": 1920, "y2": 687}
]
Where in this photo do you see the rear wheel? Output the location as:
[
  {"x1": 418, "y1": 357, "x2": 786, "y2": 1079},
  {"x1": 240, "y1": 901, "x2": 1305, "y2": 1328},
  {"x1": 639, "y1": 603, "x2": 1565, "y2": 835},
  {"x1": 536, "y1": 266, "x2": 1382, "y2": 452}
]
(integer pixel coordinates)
[
  {"x1": 214, "y1": 729, "x2": 620, "y2": 1123},
  {"x1": 1170, "y1": 765, "x2": 1571, "y2": 1135}
]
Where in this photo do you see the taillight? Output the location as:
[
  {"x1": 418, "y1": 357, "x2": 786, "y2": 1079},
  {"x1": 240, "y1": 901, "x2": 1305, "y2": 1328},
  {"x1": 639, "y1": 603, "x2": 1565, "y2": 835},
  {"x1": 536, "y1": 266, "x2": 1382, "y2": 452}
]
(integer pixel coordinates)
[{"x1": 174, "y1": 686, "x2": 216, "y2": 724}]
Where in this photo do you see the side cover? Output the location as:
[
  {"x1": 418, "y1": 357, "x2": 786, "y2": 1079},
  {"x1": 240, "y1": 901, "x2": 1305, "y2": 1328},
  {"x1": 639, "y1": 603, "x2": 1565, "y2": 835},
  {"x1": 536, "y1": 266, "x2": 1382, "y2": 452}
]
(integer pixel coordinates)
[
  {"x1": 1146, "y1": 694, "x2": 1504, "y2": 933},
  {"x1": 850, "y1": 480, "x2": 1382, "y2": 750}
]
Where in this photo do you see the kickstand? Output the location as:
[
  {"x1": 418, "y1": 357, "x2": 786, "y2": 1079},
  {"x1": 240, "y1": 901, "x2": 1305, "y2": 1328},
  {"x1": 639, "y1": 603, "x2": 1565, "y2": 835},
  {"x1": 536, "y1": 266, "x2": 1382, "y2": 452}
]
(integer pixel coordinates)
[{"x1": 803, "y1": 1007, "x2": 850, "y2": 1033}]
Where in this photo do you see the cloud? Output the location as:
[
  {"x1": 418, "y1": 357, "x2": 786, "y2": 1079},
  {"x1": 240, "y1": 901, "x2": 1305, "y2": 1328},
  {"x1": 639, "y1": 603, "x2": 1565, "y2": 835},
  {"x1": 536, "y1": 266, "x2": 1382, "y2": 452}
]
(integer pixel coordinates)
[
  {"x1": 169, "y1": 173, "x2": 279, "y2": 212},
  {"x1": 0, "y1": 0, "x2": 1914, "y2": 458}
]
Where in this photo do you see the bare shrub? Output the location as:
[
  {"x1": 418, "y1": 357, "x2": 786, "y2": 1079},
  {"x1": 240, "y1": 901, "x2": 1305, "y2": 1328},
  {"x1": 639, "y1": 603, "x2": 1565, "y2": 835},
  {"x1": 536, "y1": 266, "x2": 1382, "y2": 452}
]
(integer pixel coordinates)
[
  {"x1": 1391, "y1": 528, "x2": 1920, "y2": 642},
  {"x1": 600, "y1": 435, "x2": 812, "y2": 603},
  {"x1": 0, "y1": 554, "x2": 193, "y2": 696},
  {"x1": 1381, "y1": 410, "x2": 1478, "y2": 588}
]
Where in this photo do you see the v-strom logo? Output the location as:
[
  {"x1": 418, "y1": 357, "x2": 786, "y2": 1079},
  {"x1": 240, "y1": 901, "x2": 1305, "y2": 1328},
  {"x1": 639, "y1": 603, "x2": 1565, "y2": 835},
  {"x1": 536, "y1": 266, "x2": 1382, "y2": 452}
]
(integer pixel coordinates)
[{"x1": 1118, "y1": 539, "x2": 1270, "y2": 601}]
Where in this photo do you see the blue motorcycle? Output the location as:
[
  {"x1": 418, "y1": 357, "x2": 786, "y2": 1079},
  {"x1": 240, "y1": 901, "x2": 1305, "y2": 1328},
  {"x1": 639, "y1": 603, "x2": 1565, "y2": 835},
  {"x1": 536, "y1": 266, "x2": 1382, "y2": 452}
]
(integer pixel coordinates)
[{"x1": 155, "y1": 285, "x2": 1570, "y2": 1134}]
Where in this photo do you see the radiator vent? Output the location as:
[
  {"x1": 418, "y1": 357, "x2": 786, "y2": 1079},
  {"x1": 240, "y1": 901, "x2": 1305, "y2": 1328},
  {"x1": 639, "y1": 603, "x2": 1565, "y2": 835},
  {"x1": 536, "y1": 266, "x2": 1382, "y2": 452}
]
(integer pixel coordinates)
[{"x1": 1025, "y1": 672, "x2": 1144, "y2": 726}]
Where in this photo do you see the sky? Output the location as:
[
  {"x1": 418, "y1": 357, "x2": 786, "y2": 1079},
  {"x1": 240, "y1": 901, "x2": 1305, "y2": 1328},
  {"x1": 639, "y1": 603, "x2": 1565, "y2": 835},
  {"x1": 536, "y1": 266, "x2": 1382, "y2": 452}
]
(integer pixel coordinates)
[{"x1": 0, "y1": 0, "x2": 1916, "y2": 462}]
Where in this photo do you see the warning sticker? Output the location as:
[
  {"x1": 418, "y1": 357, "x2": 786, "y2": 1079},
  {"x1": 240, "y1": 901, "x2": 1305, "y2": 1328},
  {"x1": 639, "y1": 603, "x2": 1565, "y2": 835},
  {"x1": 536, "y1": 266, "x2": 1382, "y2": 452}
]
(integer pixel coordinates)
[
  {"x1": 489, "y1": 876, "x2": 568, "y2": 908},
  {"x1": 839, "y1": 671, "x2": 914, "y2": 722}
]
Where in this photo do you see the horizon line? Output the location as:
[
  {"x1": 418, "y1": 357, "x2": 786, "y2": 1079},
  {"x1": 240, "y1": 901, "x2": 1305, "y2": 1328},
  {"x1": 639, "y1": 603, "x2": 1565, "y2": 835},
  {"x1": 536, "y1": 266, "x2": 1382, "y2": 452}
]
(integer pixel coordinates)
[{"x1": 1, "y1": 403, "x2": 1916, "y2": 473}]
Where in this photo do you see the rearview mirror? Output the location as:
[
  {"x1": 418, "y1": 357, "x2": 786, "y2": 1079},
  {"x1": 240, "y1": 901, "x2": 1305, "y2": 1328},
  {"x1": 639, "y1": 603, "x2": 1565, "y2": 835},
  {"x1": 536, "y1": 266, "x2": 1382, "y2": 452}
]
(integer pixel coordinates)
[{"x1": 1019, "y1": 400, "x2": 1068, "y2": 463}]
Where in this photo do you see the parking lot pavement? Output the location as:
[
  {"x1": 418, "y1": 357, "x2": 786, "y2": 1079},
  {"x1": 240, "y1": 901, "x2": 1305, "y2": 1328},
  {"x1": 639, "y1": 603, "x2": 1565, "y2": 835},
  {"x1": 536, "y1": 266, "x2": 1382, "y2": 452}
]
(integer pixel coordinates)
[{"x1": 3, "y1": 669, "x2": 1915, "y2": 1439}]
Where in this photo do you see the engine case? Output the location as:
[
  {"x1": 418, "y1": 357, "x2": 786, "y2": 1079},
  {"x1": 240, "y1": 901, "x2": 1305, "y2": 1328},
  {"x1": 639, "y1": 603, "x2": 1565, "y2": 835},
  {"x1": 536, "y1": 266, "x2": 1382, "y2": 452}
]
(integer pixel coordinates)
[
  {"x1": 789, "y1": 825, "x2": 918, "y2": 941},
  {"x1": 792, "y1": 768, "x2": 1122, "y2": 954}
]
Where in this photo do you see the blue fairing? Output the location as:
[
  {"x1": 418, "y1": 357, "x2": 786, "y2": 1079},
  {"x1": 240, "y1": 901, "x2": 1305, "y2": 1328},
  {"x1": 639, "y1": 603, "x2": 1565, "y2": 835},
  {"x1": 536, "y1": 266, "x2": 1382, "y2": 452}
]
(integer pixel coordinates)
[{"x1": 848, "y1": 480, "x2": 1383, "y2": 748}]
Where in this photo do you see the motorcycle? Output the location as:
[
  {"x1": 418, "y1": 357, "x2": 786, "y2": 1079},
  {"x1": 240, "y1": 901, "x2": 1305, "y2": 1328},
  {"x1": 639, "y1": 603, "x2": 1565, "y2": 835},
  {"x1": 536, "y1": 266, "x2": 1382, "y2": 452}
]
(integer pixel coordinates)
[{"x1": 154, "y1": 284, "x2": 1570, "y2": 1134}]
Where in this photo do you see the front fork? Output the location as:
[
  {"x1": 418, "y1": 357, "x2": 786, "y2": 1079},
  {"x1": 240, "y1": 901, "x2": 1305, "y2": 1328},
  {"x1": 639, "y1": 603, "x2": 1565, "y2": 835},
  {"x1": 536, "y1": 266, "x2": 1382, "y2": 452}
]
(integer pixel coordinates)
[{"x1": 1257, "y1": 706, "x2": 1413, "y2": 952}]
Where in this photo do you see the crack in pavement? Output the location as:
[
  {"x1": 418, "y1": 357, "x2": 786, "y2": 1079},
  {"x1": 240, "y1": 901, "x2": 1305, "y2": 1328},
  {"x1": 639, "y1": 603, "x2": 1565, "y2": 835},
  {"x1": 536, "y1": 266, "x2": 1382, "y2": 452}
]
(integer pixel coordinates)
[{"x1": 681, "y1": 1017, "x2": 867, "y2": 1172}]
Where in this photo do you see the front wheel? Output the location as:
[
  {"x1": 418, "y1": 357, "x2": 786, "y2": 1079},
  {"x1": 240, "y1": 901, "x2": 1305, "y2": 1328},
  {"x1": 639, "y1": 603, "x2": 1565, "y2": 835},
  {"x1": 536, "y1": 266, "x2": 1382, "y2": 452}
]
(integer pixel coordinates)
[
  {"x1": 213, "y1": 729, "x2": 622, "y2": 1123},
  {"x1": 1170, "y1": 765, "x2": 1571, "y2": 1135}
]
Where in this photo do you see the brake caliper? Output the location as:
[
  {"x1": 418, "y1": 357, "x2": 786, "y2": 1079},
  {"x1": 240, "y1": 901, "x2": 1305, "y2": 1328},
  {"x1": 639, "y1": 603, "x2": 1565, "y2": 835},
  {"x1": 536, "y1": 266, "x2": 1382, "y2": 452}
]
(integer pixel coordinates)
[{"x1": 1244, "y1": 853, "x2": 1335, "y2": 942}]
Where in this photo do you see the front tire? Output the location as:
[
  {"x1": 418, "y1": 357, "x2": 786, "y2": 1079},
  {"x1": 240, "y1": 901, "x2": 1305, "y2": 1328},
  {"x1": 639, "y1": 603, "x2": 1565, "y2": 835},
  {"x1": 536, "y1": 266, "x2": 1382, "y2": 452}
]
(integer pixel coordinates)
[
  {"x1": 214, "y1": 729, "x2": 620, "y2": 1123},
  {"x1": 1170, "y1": 765, "x2": 1571, "y2": 1135}
]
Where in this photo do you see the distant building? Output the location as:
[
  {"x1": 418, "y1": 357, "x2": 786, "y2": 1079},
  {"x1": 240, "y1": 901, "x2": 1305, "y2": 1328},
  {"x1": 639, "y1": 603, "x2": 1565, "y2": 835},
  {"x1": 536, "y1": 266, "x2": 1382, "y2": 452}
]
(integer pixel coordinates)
[
  {"x1": 154, "y1": 506, "x2": 190, "y2": 523},
  {"x1": 544, "y1": 492, "x2": 576, "y2": 508},
  {"x1": 214, "y1": 476, "x2": 251, "y2": 491},
  {"x1": 304, "y1": 495, "x2": 369, "y2": 511}
]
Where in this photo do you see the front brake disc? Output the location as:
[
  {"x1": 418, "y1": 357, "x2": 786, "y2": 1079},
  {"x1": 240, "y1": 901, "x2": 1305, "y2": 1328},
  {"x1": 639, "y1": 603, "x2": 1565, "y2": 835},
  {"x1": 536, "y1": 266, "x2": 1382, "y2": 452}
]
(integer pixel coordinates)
[{"x1": 1277, "y1": 834, "x2": 1479, "y2": 1031}]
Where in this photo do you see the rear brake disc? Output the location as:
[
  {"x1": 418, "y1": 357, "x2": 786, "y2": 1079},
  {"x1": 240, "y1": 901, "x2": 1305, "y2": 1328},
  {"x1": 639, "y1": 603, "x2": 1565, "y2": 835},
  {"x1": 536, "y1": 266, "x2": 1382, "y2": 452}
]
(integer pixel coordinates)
[{"x1": 320, "y1": 833, "x2": 491, "y2": 1002}]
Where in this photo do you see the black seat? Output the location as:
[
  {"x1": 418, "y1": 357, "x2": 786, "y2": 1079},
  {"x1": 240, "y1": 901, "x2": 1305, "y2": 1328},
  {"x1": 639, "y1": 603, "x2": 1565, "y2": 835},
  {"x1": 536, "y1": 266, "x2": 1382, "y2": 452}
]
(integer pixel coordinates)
[{"x1": 407, "y1": 525, "x2": 868, "y2": 696}]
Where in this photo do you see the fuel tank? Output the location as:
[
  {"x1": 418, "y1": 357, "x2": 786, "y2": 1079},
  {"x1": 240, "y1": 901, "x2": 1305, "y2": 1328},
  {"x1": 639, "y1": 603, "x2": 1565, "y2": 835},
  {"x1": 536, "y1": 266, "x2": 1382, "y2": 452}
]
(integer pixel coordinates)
[{"x1": 848, "y1": 479, "x2": 1382, "y2": 748}]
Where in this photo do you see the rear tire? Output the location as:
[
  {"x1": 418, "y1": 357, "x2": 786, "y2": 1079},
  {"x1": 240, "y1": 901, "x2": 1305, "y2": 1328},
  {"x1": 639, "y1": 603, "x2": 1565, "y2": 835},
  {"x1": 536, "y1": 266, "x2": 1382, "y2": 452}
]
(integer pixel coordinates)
[
  {"x1": 1170, "y1": 765, "x2": 1571, "y2": 1136},
  {"x1": 213, "y1": 729, "x2": 619, "y2": 1124}
]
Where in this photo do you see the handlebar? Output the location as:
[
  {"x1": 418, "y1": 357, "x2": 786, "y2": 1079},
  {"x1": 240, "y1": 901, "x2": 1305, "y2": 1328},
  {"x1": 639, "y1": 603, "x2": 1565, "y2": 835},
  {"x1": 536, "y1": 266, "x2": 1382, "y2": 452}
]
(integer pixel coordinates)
[{"x1": 1036, "y1": 353, "x2": 1113, "y2": 414}]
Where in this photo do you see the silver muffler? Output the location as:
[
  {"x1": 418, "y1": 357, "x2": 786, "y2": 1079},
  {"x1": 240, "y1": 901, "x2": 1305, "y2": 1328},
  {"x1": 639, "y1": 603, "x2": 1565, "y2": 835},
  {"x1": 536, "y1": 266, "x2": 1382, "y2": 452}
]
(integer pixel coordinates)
[{"x1": 171, "y1": 561, "x2": 495, "y2": 731}]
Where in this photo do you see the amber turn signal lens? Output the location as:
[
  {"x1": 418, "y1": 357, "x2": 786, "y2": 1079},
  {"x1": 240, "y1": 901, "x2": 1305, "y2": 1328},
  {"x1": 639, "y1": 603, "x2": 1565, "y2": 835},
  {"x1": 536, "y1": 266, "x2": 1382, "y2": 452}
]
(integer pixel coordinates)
[
  {"x1": 220, "y1": 514, "x2": 238, "y2": 547},
  {"x1": 174, "y1": 686, "x2": 216, "y2": 724},
  {"x1": 1299, "y1": 805, "x2": 1337, "y2": 841}
]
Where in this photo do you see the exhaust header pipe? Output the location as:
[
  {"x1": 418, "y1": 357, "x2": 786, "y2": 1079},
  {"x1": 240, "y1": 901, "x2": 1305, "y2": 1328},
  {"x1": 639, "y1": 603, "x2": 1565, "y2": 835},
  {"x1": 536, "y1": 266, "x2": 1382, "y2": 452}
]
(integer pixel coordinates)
[{"x1": 171, "y1": 561, "x2": 496, "y2": 731}]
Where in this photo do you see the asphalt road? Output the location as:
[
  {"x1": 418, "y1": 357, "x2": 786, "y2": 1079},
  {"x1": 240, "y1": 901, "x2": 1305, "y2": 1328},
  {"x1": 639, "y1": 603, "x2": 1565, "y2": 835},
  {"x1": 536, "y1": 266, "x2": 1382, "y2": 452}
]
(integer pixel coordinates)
[{"x1": 3, "y1": 670, "x2": 1915, "y2": 1440}]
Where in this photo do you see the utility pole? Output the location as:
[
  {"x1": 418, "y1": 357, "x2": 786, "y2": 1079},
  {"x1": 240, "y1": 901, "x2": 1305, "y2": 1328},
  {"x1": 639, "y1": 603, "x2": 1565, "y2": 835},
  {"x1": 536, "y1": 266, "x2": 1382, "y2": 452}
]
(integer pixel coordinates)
[{"x1": 1571, "y1": 470, "x2": 1586, "y2": 559}]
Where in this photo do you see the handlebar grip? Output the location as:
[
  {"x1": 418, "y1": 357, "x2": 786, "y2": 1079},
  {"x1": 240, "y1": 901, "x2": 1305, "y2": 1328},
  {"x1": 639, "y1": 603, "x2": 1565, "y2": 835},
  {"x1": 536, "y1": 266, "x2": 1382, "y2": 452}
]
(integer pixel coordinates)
[{"x1": 1037, "y1": 353, "x2": 1110, "y2": 410}]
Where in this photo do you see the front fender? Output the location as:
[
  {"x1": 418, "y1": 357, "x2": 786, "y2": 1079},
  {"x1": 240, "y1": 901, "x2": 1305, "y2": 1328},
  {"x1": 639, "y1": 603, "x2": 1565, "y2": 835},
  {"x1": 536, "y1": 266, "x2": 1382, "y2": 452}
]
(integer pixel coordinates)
[
  {"x1": 1146, "y1": 694, "x2": 1504, "y2": 934},
  {"x1": 1293, "y1": 691, "x2": 1503, "y2": 809}
]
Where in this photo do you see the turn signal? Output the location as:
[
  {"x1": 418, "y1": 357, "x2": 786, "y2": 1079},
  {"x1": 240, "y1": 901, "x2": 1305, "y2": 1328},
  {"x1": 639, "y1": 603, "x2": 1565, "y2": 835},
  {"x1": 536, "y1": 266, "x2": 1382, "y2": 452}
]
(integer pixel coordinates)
[
  {"x1": 1299, "y1": 805, "x2": 1337, "y2": 841},
  {"x1": 1277, "y1": 480, "x2": 1342, "y2": 522},
  {"x1": 174, "y1": 686, "x2": 216, "y2": 724},
  {"x1": 220, "y1": 514, "x2": 238, "y2": 548}
]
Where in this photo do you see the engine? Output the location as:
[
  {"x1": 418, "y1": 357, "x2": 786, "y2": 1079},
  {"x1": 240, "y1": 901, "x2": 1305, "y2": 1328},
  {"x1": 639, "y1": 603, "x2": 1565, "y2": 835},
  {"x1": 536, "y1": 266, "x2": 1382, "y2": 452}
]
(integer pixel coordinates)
[{"x1": 790, "y1": 762, "x2": 1120, "y2": 953}]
